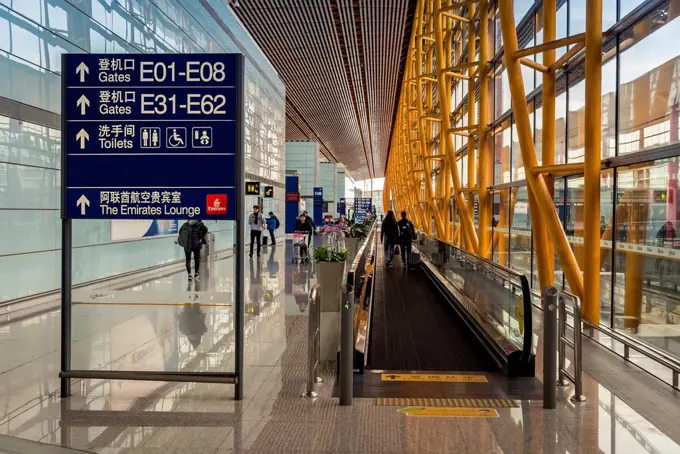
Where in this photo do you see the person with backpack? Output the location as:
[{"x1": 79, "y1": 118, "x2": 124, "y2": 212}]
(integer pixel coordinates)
[
  {"x1": 266, "y1": 211, "x2": 280, "y2": 246},
  {"x1": 397, "y1": 211, "x2": 417, "y2": 268},
  {"x1": 177, "y1": 219, "x2": 208, "y2": 280},
  {"x1": 380, "y1": 210, "x2": 400, "y2": 268},
  {"x1": 249, "y1": 205, "x2": 266, "y2": 259}
]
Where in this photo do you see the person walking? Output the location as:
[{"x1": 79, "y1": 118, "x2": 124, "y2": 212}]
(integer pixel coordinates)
[
  {"x1": 266, "y1": 211, "x2": 280, "y2": 246},
  {"x1": 397, "y1": 211, "x2": 416, "y2": 268},
  {"x1": 249, "y1": 205, "x2": 265, "y2": 259},
  {"x1": 303, "y1": 210, "x2": 316, "y2": 246},
  {"x1": 178, "y1": 219, "x2": 208, "y2": 280},
  {"x1": 380, "y1": 210, "x2": 400, "y2": 268}
]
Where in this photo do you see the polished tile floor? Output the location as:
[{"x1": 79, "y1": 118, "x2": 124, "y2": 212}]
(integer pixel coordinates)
[{"x1": 0, "y1": 241, "x2": 679, "y2": 453}]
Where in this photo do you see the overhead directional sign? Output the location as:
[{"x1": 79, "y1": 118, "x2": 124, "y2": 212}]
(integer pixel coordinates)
[
  {"x1": 62, "y1": 53, "x2": 243, "y2": 220},
  {"x1": 264, "y1": 186, "x2": 274, "y2": 198},
  {"x1": 354, "y1": 197, "x2": 372, "y2": 221}
]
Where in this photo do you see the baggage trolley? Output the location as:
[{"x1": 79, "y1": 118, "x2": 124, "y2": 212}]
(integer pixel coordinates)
[{"x1": 292, "y1": 231, "x2": 309, "y2": 263}]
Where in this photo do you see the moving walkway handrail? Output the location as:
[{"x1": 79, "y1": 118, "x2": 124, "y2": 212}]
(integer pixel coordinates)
[
  {"x1": 347, "y1": 221, "x2": 377, "y2": 281},
  {"x1": 456, "y1": 245, "x2": 534, "y2": 364},
  {"x1": 415, "y1": 232, "x2": 534, "y2": 363}
]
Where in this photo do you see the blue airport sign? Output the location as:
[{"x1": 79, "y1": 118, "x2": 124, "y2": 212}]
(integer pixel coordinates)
[
  {"x1": 354, "y1": 197, "x2": 372, "y2": 221},
  {"x1": 62, "y1": 53, "x2": 243, "y2": 220}
]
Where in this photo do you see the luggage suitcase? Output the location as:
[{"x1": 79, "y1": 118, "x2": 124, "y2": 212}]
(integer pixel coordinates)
[{"x1": 407, "y1": 251, "x2": 421, "y2": 268}]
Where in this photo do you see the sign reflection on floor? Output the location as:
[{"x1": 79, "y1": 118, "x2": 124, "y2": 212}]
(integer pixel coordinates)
[
  {"x1": 398, "y1": 407, "x2": 500, "y2": 418},
  {"x1": 381, "y1": 373, "x2": 488, "y2": 383}
]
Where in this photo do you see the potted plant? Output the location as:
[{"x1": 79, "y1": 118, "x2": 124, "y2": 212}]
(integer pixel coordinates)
[
  {"x1": 314, "y1": 237, "x2": 348, "y2": 312},
  {"x1": 345, "y1": 220, "x2": 371, "y2": 264}
]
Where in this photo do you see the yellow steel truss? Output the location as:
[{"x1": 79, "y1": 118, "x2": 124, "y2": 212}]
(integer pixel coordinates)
[{"x1": 384, "y1": 0, "x2": 604, "y2": 324}]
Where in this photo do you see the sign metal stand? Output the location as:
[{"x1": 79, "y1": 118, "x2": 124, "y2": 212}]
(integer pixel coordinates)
[{"x1": 59, "y1": 53, "x2": 246, "y2": 400}]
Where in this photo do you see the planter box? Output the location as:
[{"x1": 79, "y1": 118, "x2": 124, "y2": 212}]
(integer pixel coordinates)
[
  {"x1": 345, "y1": 237, "x2": 361, "y2": 265},
  {"x1": 316, "y1": 261, "x2": 346, "y2": 312}
]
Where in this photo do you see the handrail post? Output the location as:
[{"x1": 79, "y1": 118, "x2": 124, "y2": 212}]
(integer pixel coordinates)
[
  {"x1": 303, "y1": 284, "x2": 322, "y2": 398},
  {"x1": 572, "y1": 296, "x2": 587, "y2": 403},
  {"x1": 543, "y1": 286, "x2": 558, "y2": 409},
  {"x1": 340, "y1": 283, "x2": 354, "y2": 406}
]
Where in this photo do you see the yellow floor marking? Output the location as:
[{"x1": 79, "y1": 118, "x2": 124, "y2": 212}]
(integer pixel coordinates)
[
  {"x1": 398, "y1": 407, "x2": 500, "y2": 418},
  {"x1": 375, "y1": 398, "x2": 519, "y2": 408},
  {"x1": 381, "y1": 373, "x2": 488, "y2": 383}
]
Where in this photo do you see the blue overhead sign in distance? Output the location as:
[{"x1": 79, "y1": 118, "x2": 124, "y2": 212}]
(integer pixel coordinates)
[
  {"x1": 354, "y1": 197, "x2": 372, "y2": 221},
  {"x1": 63, "y1": 53, "x2": 243, "y2": 220}
]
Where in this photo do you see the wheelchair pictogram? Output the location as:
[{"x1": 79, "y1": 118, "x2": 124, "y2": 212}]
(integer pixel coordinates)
[{"x1": 166, "y1": 127, "x2": 187, "y2": 149}]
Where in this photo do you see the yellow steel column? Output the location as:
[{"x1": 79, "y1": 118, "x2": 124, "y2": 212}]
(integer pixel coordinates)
[
  {"x1": 404, "y1": 70, "x2": 420, "y2": 223},
  {"x1": 415, "y1": 1, "x2": 446, "y2": 239},
  {"x1": 443, "y1": 11, "x2": 454, "y2": 243},
  {"x1": 467, "y1": 1, "x2": 477, "y2": 247},
  {"x1": 537, "y1": 0, "x2": 557, "y2": 288},
  {"x1": 624, "y1": 187, "x2": 647, "y2": 331},
  {"x1": 405, "y1": 75, "x2": 427, "y2": 230},
  {"x1": 433, "y1": 0, "x2": 479, "y2": 253},
  {"x1": 478, "y1": 0, "x2": 492, "y2": 258},
  {"x1": 583, "y1": 0, "x2": 602, "y2": 324},
  {"x1": 497, "y1": 0, "x2": 584, "y2": 300}
]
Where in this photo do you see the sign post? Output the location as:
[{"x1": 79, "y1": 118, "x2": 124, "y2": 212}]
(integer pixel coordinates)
[{"x1": 60, "y1": 53, "x2": 246, "y2": 399}]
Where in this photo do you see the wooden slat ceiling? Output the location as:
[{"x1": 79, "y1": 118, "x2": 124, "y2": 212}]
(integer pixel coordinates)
[{"x1": 230, "y1": 0, "x2": 416, "y2": 179}]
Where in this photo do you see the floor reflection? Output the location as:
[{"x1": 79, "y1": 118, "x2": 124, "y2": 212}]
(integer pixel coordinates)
[{"x1": 0, "y1": 240, "x2": 679, "y2": 453}]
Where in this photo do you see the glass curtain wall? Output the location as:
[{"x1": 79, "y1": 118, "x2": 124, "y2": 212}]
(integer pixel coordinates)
[
  {"x1": 0, "y1": 0, "x2": 285, "y2": 303},
  {"x1": 444, "y1": 1, "x2": 680, "y2": 364}
]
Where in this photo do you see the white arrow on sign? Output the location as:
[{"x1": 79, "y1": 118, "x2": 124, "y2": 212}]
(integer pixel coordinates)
[
  {"x1": 76, "y1": 62, "x2": 89, "y2": 83},
  {"x1": 76, "y1": 94, "x2": 90, "y2": 115},
  {"x1": 76, "y1": 195, "x2": 90, "y2": 215},
  {"x1": 76, "y1": 129, "x2": 89, "y2": 149}
]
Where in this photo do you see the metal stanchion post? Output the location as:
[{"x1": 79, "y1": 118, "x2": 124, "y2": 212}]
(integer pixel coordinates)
[
  {"x1": 340, "y1": 284, "x2": 354, "y2": 406},
  {"x1": 557, "y1": 296, "x2": 569, "y2": 387},
  {"x1": 543, "y1": 286, "x2": 558, "y2": 409},
  {"x1": 304, "y1": 285, "x2": 322, "y2": 398},
  {"x1": 572, "y1": 298, "x2": 587, "y2": 403}
]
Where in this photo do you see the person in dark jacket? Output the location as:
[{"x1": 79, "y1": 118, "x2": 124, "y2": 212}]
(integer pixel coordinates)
[
  {"x1": 657, "y1": 221, "x2": 677, "y2": 245},
  {"x1": 397, "y1": 211, "x2": 416, "y2": 268},
  {"x1": 295, "y1": 214, "x2": 312, "y2": 258},
  {"x1": 381, "y1": 210, "x2": 400, "y2": 268},
  {"x1": 178, "y1": 219, "x2": 208, "y2": 280},
  {"x1": 303, "y1": 211, "x2": 316, "y2": 246},
  {"x1": 296, "y1": 214, "x2": 312, "y2": 233}
]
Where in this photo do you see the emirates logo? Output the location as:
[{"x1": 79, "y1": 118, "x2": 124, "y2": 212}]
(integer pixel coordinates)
[{"x1": 207, "y1": 194, "x2": 227, "y2": 215}]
